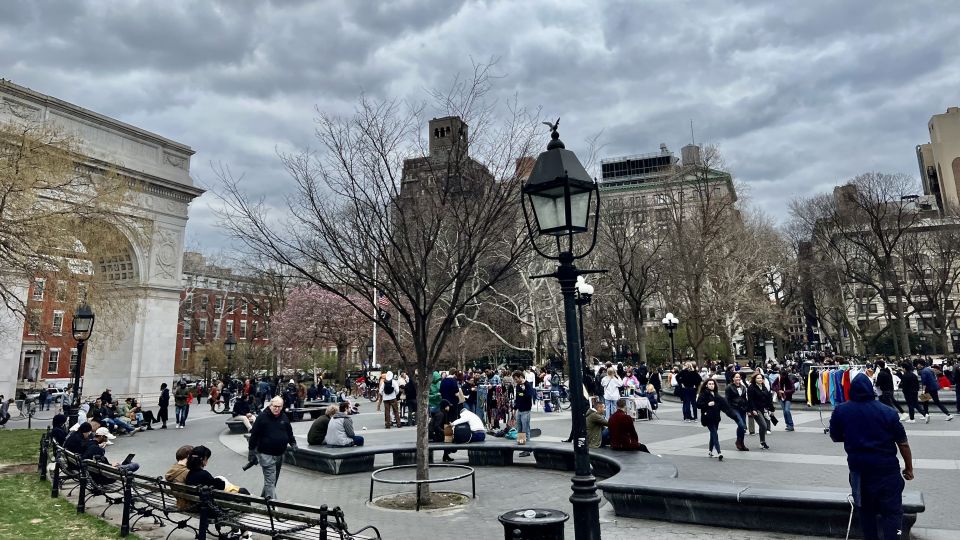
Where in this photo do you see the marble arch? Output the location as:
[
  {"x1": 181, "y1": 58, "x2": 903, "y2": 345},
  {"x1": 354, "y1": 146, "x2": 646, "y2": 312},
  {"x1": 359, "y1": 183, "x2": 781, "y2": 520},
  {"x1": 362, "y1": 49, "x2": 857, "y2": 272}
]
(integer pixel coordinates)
[{"x1": 0, "y1": 80, "x2": 204, "y2": 399}]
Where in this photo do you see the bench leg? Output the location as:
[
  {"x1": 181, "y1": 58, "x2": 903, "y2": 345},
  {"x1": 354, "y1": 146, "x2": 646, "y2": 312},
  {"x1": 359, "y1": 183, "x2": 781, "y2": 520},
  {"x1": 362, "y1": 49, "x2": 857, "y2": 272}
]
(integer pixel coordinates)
[{"x1": 120, "y1": 476, "x2": 132, "y2": 537}]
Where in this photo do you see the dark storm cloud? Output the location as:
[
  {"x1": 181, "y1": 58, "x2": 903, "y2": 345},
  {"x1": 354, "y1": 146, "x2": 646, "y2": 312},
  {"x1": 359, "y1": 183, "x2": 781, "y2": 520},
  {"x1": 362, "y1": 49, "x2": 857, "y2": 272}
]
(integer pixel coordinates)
[{"x1": 2, "y1": 0, "x2": 959, "y2": 248}]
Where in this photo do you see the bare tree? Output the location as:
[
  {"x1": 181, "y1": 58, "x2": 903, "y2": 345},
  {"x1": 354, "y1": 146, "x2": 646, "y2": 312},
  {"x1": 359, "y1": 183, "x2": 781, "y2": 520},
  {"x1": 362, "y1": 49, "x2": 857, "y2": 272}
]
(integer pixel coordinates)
[
  {"x1": 595, "y1": 196, "x2": 666, "y2": 363},
  {"x1": 897, "y1": 214, "x2": 960, "y2": 353},
  {"x1": 791, "y1": 173, "x2": 922, "y2": 356},
  {"x1": 218, "y1": 64, "x2": 539, "y2": 503},
  {"x1": 659, "y1": 145, "x2": 741, "y2": 363}
]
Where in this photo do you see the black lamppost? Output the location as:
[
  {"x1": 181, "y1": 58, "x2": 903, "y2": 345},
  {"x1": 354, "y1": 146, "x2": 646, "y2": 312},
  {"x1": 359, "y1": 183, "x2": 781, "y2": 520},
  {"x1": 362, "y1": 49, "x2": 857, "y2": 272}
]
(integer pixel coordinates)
[
  {"x1": 203, "y1": 356, "x2": 210, "y2": 391},
  {"x1": 366, "y1": 340, "x2": 374, "y2": 369},
  {"x1": 224, "y1": 333, "x2": 237, "y2": 385},
  {"x1": 68, "y1": 303, "x2": 95, "y2": 426},
  {"x1": 661, "y1": 312, "x2": 678, "y2": 365},
  {"x1": 521, "y1": 120, "x2": 602, "y2": 540}
]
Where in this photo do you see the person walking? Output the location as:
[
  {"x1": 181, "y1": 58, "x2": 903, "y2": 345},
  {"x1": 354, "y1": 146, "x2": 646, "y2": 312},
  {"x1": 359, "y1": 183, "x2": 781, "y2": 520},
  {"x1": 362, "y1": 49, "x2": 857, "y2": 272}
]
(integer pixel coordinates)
[
  {"x1": 697, "y1": 379, "x2": 723, "y2": 461},
  {"x1": 248, "y1": 396, "x2": 297, "y2": 500},
  {"x1": 874, "y1": 360, "x2": 905, "y2": 418},
  {"x1": 725, "y1": 372, "x2": 750, "y2": 451},
  {"x1": 380, "y1": 371, "x2": 401, "y2": 429},
  {"x1": 772, "y1": 368, "x2": 796, "y2": 431},
  {"x1": 916, "y1": 360, "x2": 953, "y2": 422},
  {"x1": 747, "y1": 372, "x2": 772, "y2": 450},
  {"x1": 899, "y1": 362, "x2": 921, "y2": 423},
  {"x1": 599, "y1": 367, "x2": 622, "y2": 420},
  {"x1": 174, "y1": 382, "x2": 191, "y2": 429},
  {"x1": 677, "y1": 362, "x2": 702, "y2": 422},
  {"x1": 830, "y1": 373, "x2": 914, "y2": 540}
]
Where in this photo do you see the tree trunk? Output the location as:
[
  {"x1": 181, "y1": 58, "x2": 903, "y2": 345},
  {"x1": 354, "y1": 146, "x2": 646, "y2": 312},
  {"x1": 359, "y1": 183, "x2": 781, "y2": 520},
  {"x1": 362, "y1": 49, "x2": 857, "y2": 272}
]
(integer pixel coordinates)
[
  {"x1": 415, "y1": 367, "x2": 432, "y2": 504},
  {"x1": 336, "y1": 345, "x2": 349, "y2": 382},
  {"x1": 632, "y1": 307, "x2": 648, "y2": 364}
]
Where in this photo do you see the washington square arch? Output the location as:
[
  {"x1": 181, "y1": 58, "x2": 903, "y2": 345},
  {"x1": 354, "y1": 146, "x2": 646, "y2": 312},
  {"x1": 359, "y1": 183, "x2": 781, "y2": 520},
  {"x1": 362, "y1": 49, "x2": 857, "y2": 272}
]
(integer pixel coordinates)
[{"x1": 0, "y1": 80, "x2": 203, "y2": 399}]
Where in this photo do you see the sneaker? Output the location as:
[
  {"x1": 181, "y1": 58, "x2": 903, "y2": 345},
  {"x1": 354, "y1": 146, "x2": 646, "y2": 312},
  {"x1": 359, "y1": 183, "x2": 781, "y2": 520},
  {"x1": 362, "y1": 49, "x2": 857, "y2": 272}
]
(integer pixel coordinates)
[
  {"x1": 947, "y1": 415, "x2": 954, "y2": 421},
  {"x1": 905, "y1": 419, "x2": 915, "y2": 423},
  {"x1": 924, "y1": 415, "x2": 931, "y2": 424},
  {"x1": 899, "y1": 413, "x2": 908, "y2": 421},
  {"x1": 785, "y1": 427, "x2": 795, "y2": 432},
  {"x1": 708, "y1": 452, "x2": 714, "y2": 458},
  {"x1": 760, "y1": 442, "x2": 770, "y2": 450},
  {"x1": 717, "y1": 454, "x2": 723, "y2": 462}
]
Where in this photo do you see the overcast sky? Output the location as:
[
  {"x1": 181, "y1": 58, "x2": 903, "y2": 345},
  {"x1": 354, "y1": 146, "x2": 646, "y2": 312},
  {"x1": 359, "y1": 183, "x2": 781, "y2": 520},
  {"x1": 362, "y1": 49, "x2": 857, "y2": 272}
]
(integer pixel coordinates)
[{"x1": 2, "y1": 0, "x2": 958, "y2": 253}]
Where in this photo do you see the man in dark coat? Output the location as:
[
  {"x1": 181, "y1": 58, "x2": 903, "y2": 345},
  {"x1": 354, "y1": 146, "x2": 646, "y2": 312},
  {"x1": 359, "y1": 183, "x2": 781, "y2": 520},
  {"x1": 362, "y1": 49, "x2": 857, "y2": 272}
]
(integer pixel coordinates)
[
  {"x1": 248, "y1": 396, "x2": 297, "y2": 499},
  {"x1": 830, "y1": 374, "x2": 913, "y2": 540},
  {"x1": 608, "y1": 399, "x2": 648, "y2": 452}
]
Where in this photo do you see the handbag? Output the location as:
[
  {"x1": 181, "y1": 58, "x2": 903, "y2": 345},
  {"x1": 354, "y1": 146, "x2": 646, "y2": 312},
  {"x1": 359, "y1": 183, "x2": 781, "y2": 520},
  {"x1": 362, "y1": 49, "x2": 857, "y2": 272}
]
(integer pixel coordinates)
[{"x1": 919, "y1": 392, "x2": 932, "y2": 403}]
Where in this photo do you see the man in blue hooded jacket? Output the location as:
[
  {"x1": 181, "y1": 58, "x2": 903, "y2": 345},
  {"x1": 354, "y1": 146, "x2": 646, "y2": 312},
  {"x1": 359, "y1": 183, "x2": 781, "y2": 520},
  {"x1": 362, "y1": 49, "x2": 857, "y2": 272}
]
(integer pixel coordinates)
[{"x1": 830, "y1": 373, "x2": 914, "y2": 540}]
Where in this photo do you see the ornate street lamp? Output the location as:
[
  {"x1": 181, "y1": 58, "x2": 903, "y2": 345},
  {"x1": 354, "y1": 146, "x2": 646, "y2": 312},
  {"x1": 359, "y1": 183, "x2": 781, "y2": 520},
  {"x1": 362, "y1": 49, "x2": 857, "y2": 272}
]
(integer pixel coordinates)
[
  {"x1": 224, "y1": 333, "x2": 237, "y2": 384},
  {"x1": 521, "y1": 119, "x2": 602, "y2": 540},
  {"x1": 68, "y1": 302, "x2": 95, "y2": 426},
  {"x1": 661, "y1": 312, "x2": 679, "y2": 365}
]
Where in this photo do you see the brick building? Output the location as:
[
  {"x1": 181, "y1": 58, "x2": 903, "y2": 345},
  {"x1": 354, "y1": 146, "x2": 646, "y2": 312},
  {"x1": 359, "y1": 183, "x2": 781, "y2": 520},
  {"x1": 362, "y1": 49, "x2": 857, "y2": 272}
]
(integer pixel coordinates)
[
  {"x1": 17, "y1": 276, "x2": 86, "y2": 389},
  {"x1": 173, "y1": 252, "x2": 275, "y2": 377}
]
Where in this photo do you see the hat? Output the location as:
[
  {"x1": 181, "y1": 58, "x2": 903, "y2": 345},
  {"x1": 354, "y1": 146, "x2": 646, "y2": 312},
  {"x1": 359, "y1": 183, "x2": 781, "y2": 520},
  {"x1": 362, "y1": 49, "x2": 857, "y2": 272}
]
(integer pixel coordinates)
[
  {"x1": 94, "y1": 427, "x2": 116, "y2": 440},
  {"x1": 52, "y1": 414, "x2": 66, "y2": 427},
  {"x1": 386, "y1": 371, "x2": 394, "y2": 381}
]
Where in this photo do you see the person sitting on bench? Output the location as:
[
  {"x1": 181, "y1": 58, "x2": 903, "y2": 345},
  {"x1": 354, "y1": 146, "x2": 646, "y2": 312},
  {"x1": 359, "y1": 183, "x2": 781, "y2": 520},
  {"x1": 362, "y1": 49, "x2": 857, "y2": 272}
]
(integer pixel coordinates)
[
  {"x1": 608, "y1": 398, "x2": 649, "y2": 452},
  {"x1": 324, "y1": 402, "x2": 364, "y2": 447}
]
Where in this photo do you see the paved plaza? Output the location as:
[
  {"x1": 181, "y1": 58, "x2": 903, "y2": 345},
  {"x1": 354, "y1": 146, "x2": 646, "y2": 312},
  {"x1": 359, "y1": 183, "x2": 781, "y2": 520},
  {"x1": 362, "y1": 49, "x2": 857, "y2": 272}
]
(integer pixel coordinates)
[{"x1": 10, "y1": 397, "x2": 959, "y2": 539}]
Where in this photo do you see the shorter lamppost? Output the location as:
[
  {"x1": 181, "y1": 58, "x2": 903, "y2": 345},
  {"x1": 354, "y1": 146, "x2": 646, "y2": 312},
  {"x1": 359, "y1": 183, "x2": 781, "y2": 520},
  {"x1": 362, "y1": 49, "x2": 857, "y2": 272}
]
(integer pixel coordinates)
[
  {"x1": 661, "y1": 312, "x2": 678, "y2": 365},
  {"x1": 366, "y1": 340, "x2": 374, "y2": 370},
  {"x1": 68, "y1": 303, "x2": 95, "y2": 427},
  {"x1": 576, "y1": 275, "x2": 594, "y2": 365},
  {"x1": 203, "y1": 356, "x2": 210, "y2": 391},
  {"x1": 224, "y1": 333, "x2": 237, "y2": 386},
  {"x1": 952, "y1": 330, "x2": 960, "y2": 354}
]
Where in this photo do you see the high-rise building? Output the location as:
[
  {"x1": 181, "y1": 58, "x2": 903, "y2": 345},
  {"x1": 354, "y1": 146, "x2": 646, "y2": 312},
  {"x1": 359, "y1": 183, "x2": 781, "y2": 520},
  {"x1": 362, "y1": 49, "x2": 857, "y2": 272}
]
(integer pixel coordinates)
[{"x1": 917, "y1": 106, "x2": 960, "y2": 214}]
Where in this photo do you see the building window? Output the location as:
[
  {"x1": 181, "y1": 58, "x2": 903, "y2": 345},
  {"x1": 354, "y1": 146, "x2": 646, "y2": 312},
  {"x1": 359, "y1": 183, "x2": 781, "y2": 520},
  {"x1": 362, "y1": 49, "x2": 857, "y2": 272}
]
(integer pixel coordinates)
[
  {"x1": 52, "y1": 311, "x2": 64, "y2": 335},
  {"x1": 226, "y1": 296, "x2": 235, "y2": 312},
  {"x1": 215, "y1": 295, "x2": 223, "y2": 314},
  {"x1": 77, "y1": 283, "x2": 89, "y2": 302},
  {"x1": 183, "y1": 319, "x2": 191, "y2": 339},
  {"x1": 200, "y1": 294, "x2": 209, "y2": 310},
  {"x1": 226, "y1": 320, "x2": 234, "y2": 337},
  {"x1": 33, "y1": 278, "x2": 45, "y2": 301},
  {"x1": 56, "y1": 281, "x2": 67, "y2": 302},
  {"x1": 213, "y1": 318, "x2": 221, "y2": 339},
  {"x1": 184, "y1": 293, "x2": 193, "y2": 311},
  {"x1": 180, "y1": 348, "x2": 189, "y2": 369},
  {"x1": 240, "y1": 320, "x2": 248, "y2": 340},
  {"x1": 47, "y1": 349, "x2": 60, "y2": 374},
  {"x1": 27, "y1": 309, "x2": 41, "y2": 335},
  {"x1": 241, "y1": 300, "x2": 248, "y2": 314},
  {"x1": 69, "y1": 349, "x2": 78, "y2": 373},
  {"x1": 252, "y1": 321, "x2": 259, "y2": 339},
  {"x1": 198, "y1": 319, "x2": 207, "y2": 340}
]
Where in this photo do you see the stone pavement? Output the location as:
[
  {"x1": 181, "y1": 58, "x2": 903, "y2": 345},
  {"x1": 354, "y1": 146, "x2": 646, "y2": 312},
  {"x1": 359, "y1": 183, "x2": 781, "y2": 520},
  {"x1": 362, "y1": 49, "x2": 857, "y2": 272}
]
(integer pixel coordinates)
[{"x1": 14, "y1": 398, "x2": 960, "y2": 539}]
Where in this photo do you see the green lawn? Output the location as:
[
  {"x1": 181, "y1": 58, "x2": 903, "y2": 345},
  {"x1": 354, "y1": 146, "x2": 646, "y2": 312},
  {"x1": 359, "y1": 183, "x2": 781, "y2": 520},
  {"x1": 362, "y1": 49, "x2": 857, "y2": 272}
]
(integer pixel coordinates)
[
  {"x1": 0, "y1": 429, "x2": 43, "y2": 465},
  {"x1": 0, "y1": 474, "x2": 134, "y2": 539},
  {"x1": 0, "y1": 431, "x2": 136, "y2": 538}
]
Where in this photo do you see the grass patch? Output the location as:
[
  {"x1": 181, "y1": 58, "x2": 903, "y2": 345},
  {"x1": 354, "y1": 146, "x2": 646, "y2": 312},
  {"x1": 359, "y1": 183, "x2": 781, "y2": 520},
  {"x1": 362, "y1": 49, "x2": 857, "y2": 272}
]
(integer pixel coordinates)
[
  {"x1": 0, "y1": 474, "x2": 136, "y2": 538},
  {"x1": 0, "y1": 429, "x2": 43, "y2": 465}
]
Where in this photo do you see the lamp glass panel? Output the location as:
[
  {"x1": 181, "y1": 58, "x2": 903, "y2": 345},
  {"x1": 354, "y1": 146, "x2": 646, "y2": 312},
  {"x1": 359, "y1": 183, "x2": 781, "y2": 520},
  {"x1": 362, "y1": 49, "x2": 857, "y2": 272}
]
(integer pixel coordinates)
[
  {"x1": 568, "y1": 190, "x2": 592, "y2": 229},
  {"x1": 72, "y1": 317, "x2": 93, "y2": 333},
  {"x1": 529, "y1": 193, "x2": 566, "y2": 232}
]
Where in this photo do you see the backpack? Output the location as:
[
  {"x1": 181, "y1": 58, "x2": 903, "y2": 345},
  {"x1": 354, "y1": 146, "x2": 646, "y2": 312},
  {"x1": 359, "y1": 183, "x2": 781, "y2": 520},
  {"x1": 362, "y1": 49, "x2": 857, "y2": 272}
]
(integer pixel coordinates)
[{"x1": 383, "y1": 379, "x2": 394, "y2": 395}]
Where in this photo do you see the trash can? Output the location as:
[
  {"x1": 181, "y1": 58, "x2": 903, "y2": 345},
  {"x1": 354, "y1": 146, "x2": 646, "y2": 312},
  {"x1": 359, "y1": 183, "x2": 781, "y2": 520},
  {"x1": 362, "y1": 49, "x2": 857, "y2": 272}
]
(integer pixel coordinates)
[{"x1": 498, "y1": 508, "x2": 569, "y2": 539}]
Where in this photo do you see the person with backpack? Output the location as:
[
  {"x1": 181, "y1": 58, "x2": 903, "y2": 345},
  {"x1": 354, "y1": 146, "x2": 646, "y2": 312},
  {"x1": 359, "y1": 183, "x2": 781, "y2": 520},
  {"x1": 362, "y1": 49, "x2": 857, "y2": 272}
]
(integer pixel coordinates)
[{"x1": 380, "y1": 371, "x2": 401, "y2": 429}]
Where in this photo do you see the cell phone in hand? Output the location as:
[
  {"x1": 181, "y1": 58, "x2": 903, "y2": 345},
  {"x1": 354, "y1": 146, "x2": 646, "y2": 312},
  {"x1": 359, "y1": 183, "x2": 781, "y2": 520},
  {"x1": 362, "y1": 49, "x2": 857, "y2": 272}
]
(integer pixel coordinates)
[{"x1": 122, "y1": 453, "x2": 135, "y2": 465}]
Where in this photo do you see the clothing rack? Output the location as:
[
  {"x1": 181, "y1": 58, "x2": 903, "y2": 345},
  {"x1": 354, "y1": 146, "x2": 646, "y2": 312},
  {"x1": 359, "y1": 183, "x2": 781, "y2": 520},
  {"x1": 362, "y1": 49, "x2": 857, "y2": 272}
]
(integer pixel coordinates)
[{"x1": 805, "y1": 364, "x2": 864, "y2": 435}]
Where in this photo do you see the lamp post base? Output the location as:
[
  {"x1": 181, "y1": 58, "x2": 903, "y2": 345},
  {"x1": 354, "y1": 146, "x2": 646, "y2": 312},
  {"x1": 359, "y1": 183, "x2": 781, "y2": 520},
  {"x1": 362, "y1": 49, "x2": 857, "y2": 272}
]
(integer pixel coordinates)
[{"x1": 569, "y1": 473, "x2": 602, "y2": 539}]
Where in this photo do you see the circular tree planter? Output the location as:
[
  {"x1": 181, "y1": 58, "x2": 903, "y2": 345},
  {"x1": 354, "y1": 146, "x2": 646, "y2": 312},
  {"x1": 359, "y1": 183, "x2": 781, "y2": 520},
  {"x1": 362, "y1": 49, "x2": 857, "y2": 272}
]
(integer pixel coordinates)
[{"x1": 369, "y1": 464, "x2": 475, "y2": 512}]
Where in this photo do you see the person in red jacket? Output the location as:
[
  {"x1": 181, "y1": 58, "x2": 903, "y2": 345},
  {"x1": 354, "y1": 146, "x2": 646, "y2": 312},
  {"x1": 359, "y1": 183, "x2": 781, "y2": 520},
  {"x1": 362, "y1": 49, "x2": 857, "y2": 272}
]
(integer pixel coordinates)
[{"x1": 607, "y1": 398, "x2": 649, "y2": 452}]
